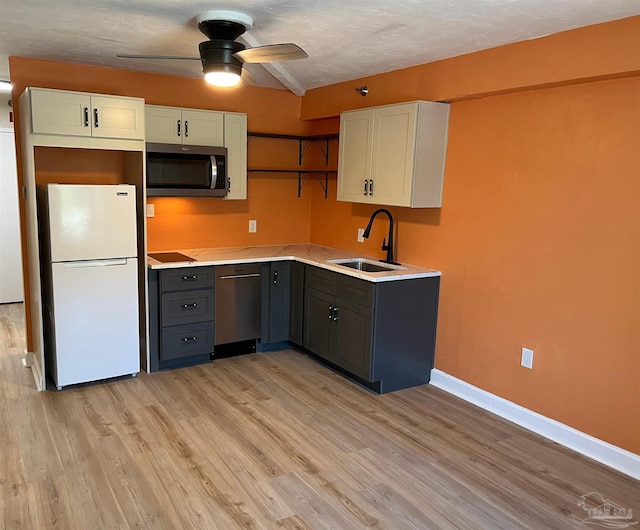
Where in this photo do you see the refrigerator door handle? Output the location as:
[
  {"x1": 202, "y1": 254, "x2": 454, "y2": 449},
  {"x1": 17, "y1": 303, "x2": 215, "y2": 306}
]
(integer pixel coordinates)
[{"x1": 63, "y1": 258, "x2": 129, "y2": 269}]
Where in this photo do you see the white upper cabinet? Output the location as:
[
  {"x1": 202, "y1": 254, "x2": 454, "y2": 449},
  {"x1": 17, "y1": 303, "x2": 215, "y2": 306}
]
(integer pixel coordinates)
[
  {"x1": 224, "y1": 112, "x2": 248, "y2": 200},
  {"x1": 337, "y1": 100, "x2": 450, "y2": 208},
  {"x1": 145, "y1": 105, "x2": 224, "y2": 147},
  {"x1": 30, "y1": 88, "x2": 144, "y2": 140}
]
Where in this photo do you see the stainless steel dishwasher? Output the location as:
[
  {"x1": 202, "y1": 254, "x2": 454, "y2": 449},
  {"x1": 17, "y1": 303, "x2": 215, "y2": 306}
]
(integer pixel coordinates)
[{"x1": 215, "y1": 263, "x2": 262, "y2": 345}]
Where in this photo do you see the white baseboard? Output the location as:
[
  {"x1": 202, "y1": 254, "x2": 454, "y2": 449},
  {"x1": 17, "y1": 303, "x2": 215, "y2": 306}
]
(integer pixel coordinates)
[{"x1": 429, "y1": 369, "x2": 640, "y2": 480}]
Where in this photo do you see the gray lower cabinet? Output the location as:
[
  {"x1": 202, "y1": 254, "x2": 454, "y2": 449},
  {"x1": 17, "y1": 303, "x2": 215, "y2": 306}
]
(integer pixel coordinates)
[
  {"x1": 304, "y1": 269, "x2": 373, "y2": 380},
  {"x1": 302, "y1": 265, "x2": 439, "y2": 393},
  {"x1": 266, "y1": 261, "x2": 291, "y2": 343},
  {"x1": 148, "y1": 266, "x2": 215, "y2": 371}
]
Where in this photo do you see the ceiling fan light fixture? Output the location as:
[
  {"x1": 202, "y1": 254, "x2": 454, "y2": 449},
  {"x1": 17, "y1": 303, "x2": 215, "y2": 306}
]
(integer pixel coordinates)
[
  {"x1": 204, "y1": 70, "x2": 241, "y2": 87},
  {"x1": 203, "y1": 61, "x2": 242, "y2": 87}
]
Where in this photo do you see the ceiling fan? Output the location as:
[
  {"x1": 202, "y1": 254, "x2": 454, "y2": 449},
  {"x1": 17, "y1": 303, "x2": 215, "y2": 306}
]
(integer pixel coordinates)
[{"x1": 117, "y1": 10, "x2": 308, "y2": 88}]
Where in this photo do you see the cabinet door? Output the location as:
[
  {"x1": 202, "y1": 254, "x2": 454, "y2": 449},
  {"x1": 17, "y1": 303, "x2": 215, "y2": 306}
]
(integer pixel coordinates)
[
  {"x1": 224, "y1": 112, "x2": 248, "y2": 200},
  {"x1": 337, "y1": 109, "x2": 373, "y2": 204},
  {"x1": 333, "y1": 299, "x2": 373, "y2": 381},
  {"x1": 90, "y1": 95, "x2": 144, "y2": 140},
  {"x1": 303, "y1": 288, "x2": 334, "y2": 361},
  {"x1": 182, "y1": 109, "x2": 224, "y2": 146},
  {"x1": 30, "y1": 89, "x2": 92, "y2": 137},
  {"x1": 268, "y1": 262, "x2": 290, "y2": 343},
  {"x1": 145, "y1": 106, "x2": 182, "y2": 143},
  {"x1": 370, "y1": 103, "x2": 417, "y2": 207}
]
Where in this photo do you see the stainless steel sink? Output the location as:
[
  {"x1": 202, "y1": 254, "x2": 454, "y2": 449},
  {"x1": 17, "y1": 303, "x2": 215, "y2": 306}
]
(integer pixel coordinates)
[{"x1": 328, "y1": 258, "x2": 404, "y2": 273}]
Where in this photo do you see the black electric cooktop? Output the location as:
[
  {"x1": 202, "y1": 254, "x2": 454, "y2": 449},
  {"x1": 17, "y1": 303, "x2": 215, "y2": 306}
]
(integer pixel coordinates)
[{"x1": 148, "y1": 252, "x2": 195, "y2": 263}]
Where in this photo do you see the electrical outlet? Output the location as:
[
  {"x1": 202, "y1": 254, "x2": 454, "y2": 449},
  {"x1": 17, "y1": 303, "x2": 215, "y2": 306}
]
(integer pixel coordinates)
[
  {"x1": 357, "y1": 228, "x2": 365, "y2": 243},
  {"x1": 146, "y1": 203, "x2": 155, "y2": 218},
  {"x1": 249, "y1": 219, "x2": 257, "y2": 233},
  {"x1": 521, "y1": 347, "x2": 534, "y2": 369}
]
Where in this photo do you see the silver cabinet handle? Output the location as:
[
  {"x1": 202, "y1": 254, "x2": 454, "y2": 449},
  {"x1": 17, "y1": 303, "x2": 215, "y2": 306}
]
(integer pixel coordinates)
[
  {"x1": 181, "y1": 303, "x2": 198, "y2": 309},
  {"x1": 181, "y1": 275, "x2": 198, "y2": 281},
  {"x1": 273, "y1": 270, "x2": 278, "y2": 284},
  {"x1": 177, "y1": 119, "x2": 181, "y2": 137},
  {"x1": 185, "y1": 120, "x2": 189, "y2": 137},
  {"x1": 94, "y1": 108, "x2": 99, "y2": 128},
  {"x1": 219, "y1": 273, "x2": 261, "y2": 280},
  {"x1": 181, "y1": 336, "x2": 198, "y2": 342},
  {"x1": 369, "y1": 179, "x2": 374, "y2": 196},
  {"x1": 328, "y1": 305, "x2": 333, "y2": 319},
  {"x1": 333, "y1": 307, "x2": 339, "y2": 321},
  {"x1": 83, "y1": 107, "x2": 89, "y2": 127},
  {"x1": 364, "y1": 180, "x2": 368, "y2": 196}
]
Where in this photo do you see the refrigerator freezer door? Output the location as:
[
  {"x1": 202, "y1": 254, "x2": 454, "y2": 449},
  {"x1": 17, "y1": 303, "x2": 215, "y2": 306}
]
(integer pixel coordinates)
[
  {"x1": 50, "y1": 258, "x2": 140, "y2": 387},
  {"x1": 47, "y1": 184, "x2": 138, "y2": 262}
]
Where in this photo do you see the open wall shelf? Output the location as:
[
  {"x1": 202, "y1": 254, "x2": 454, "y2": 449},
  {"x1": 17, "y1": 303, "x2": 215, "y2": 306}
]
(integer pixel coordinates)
[{"x1": 247, "y1": 132, "x2": 339, "y2": 198}]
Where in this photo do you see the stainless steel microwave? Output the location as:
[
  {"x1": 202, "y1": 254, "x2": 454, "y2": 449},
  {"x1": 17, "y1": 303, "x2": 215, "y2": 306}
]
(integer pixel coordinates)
[{"x1": 146, "y1": 143, "x2": 228, "y2": 197}]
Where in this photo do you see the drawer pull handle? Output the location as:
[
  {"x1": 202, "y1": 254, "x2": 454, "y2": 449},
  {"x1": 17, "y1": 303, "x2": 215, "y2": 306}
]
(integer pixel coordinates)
[
  {"x1": 181, "y1": 303, "x2": 198, "y2": 309},
  {"x1": 364, "y1": 180, "x2": 368, "y2": 196},
  {"x1": 94, "y1": 108, "x2": 99, "y2": 128},
  {"x1": 182, "y1": 336, "x2": 198, "y2": 342},
  {"x1": 181, "y1": 275, "x2": 198, "y2": 281}
]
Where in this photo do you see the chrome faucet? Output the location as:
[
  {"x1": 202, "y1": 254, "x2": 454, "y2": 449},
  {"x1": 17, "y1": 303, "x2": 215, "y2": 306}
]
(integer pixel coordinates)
[{"x1": 363, "y1": 208, "x2": 398, "y2": 264}]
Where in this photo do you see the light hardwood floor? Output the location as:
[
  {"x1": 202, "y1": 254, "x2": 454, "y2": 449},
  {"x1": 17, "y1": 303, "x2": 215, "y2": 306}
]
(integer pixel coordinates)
[{"x1": 1, "y1": 302, "x2": 637, "y2": 529}]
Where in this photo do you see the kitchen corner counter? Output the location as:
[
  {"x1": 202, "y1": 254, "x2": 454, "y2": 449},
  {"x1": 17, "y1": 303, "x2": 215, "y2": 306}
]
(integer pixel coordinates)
[{"x1": 147, "y1": 244, "x2": 440, "y2": 282}]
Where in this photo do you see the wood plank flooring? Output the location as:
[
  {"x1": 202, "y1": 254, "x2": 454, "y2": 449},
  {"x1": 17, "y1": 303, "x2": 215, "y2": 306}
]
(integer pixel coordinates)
[{"x1": 1, "y1": 302, "x2": 638, "y2": 529}]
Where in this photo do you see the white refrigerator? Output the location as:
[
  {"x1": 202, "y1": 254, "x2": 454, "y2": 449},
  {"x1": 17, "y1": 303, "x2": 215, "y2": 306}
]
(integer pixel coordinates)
[{"x1": 40, "y1": 184, "x2": 140, "y2": 389}]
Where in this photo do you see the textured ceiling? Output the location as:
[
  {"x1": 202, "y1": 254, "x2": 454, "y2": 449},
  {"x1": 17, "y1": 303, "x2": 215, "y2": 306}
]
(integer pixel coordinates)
[{"x1": 1, "y1": 0, "x2": 638, "y2": 95}]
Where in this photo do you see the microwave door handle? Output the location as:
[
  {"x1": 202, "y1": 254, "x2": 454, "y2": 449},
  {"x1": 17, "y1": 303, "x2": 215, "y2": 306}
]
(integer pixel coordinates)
[{"x1": 210, "y1": 156, "x2": 217, "y2": 189}]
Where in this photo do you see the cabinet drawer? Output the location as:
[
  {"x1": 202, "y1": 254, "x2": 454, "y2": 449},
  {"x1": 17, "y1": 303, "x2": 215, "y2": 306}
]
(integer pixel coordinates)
[
  {"x1": 160, "y1": 322, "x2": 214, "y2": 361},
  {"x1": 160, "y1": 266, "x2": 215, "y2": 292},
  {"x1": 161, "y1": 291, "x2": 214, "y2": 326},
  {"x1": 336, "y1": 275, "x2": 374, "y2": 307},
  {"x1": 305, "y1": 266, "x2": 337, "y2": 295}
]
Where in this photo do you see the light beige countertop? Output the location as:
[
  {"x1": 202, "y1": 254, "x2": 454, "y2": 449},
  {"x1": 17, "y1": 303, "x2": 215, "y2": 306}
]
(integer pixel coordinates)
[{"x1": 147, "y1": 244, "x2": 441, "y2": 282}]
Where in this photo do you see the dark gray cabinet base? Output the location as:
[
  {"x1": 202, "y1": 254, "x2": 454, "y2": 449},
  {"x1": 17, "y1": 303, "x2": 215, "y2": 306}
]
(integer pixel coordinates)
[
  {"x1": 302, "y1": 265, "x2": 439, "y2": 394},
  {"x1": 149, "y1": 261, "x2": 439, "y2": 392},
  {"x1": 148, "y1": 267, "x2": 215, "y2": 372}
]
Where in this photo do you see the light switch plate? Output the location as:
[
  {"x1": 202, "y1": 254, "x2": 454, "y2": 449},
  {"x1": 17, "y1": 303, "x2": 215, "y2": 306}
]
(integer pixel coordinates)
[
  {"x1": 146, "y1": 203, "x2": 155, "y2": 218},
  {"x1": 521, "y1": 347, "x2": 534, "y2": 369},
  {"x1": 357, "y1": 228, "x2": 365, "y2": 243},
  {"x1": 249, "y1": 219, "x2": 257, "y2": 233}
]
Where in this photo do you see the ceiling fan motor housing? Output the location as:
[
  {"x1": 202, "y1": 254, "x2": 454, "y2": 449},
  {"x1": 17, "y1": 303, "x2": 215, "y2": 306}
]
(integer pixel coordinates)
[{"x1": 199, "y1": 40, "x2": 245, "y2": 76}]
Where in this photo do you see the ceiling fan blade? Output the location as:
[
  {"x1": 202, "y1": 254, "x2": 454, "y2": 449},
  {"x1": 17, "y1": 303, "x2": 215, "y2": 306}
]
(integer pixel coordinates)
[
  {"x1": 234, "y1": 43, "x2": 308, "y2": 63},
  {"x1": 239, "y1": 68, "x2": 254, "y2": 87},
  {"x1": 117, "y1": 54, "x2": 202, "y2": 61}
]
